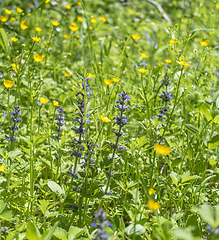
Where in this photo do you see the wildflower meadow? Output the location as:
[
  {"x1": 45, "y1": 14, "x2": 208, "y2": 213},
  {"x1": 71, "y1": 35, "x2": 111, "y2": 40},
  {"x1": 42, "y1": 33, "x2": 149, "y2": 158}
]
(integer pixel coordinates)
[{"x1": 1, "y1": 0, "x2": 219, "y2": 239}]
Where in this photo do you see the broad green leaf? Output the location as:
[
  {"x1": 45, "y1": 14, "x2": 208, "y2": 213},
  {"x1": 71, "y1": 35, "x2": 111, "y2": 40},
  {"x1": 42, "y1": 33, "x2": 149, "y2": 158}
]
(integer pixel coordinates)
[
  {"x1": 0, "y1": 200, "x2": 6, "y2": 214},
  {"x1": 48, "y1": 181, "x2": 65, "y2": 195},
  {"x1": 209, "y1": 158, "x2": 216, "y2": 167},
  {"x1": 212, "y1": 91, "x2": 219, "y2": 103},
  {"x1": 125, "y1": 223, "x2": 146, "y2": 236},
  {"x1": 68, "y1": 226, "x2": 87, "y2": 240},
  {"x1": 208, "y1": 135, "x2": 219, "y2": 144},
  {"x1": 53, "y1": 227, "x2": 67, "y2": 240},
  {"x1": 199, "y1": 204, "x2": 215, "y2": 227},
  {"x1": 200, "y1": 105, "x2": 212, "y2": 122},
  {"x1": 214, "y1": 115, "x2": 219, "y2": 124},
  {"x1": 181, "y1": 175, "x2": 200, "y2": 183},
  {"x1": 40, "y1": 221, "x2": 59, "y2": 240},
  {"x1": 38, "y1": 200, "x2": 50, "y2": 215},
  {"x1": 0, "y1": 210, "x2": 13, "y2": 221},
  {"x1": 26, "y1": 222, "x2": 41, "y2": 240},
  {"x1": 170, "y1": 171, "x2": 179, "y2": 186},
  {"x1": 7, "y1": 150, "x2": 22, "y2": 159},
  {"x1": 184, "y1": 124, "x2": 199, "y2": 135}
]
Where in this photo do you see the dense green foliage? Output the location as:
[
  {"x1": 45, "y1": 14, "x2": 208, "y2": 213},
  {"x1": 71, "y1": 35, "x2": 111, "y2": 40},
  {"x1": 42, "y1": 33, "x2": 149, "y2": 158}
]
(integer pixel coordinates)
[{"x1": 0, "y1": 0, "x2": 219, "y2": 239}]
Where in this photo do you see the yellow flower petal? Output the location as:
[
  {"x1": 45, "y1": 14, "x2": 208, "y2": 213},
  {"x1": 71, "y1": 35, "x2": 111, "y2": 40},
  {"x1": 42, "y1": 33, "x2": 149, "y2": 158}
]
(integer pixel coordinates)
[
  {"x1": 31, "y1": 36, "x2": 41, "y2": 42},
  {"x1": 10, "y1": 17, "x2": 15, "y2": 22},
  {"x1": 137, "y1": 68, "x2": 148, "y2": 73},
  {"x1": 140, "y1": 53, "x2": 148, "y2": 58},
  {"x1": 147, "y1": 199, "x2": 161, "y2": 210},
  {"x1": 39, "y1": 98, "x2": 49, "y2": 104},
  {"x1": 132, "y1": 34, "x2": 141, "y2": 40},
  {"x1": 11, "y1": 37, "x2": 18, "y2": 42},
  {"x1": 100, "y1": 115, "x2": 111, "y2": 123},
  {"x1": 53, "y1": 100, "x2": 59, "y2": 106},
  {"x1": 4, "y1": 80, "x2": 14, "y2": 89},
  {"x1": 91, "y1": 18, "x2": 97, "y2": 23},
  {"x1": 17, "y1": 7, "x2": 23, "y2": 13},
  {"x1": 64, "y1": 34, "x2": 70, "y2": 39},
  {"x1": 64, "y1": 72, "x2": 70, "y2": 77},
  {"x1": 113, "y1": 77, "x2": 120, "y2": 83},
  {"x1": 154, "y1": 143, "x2": 172, "y2": 156},
  {"x1": 158, "y1": 62, "x2": 163, "y2": 67},
  {"x1": 216, "y1": 4, "x2": 219, "y2": 9},
  {"x1": 35, "y1": 27, "x2": 42, "y2": 32},
  {"x1": 20, "y1": 20, "x2": 28, "y2": 30},
  {"x1": 77, "y1": 16, "x2": 83, "y2": 21},
  {"x1": 165, "y1": 59, "x2": 172, "y2": 64},
  {"x1": 66, "y1": 5, "x2": 71, "y2": 9},
  {"x1": 69, "y1": 25, "x2": 79, "y2": 32},
  {"x1": 149, "y1": 188, "x2": 156, "y2": 195},
  {"x1": 33, "y1": 54, "x2": 45, "y2": 62},
  {"x1": 87, "y1": 74, "x2": 94, "y2": 79},
  {"x1": 77, "y1": 1, "x2": 82, "y2": 5},
  {"x1": 0, "y1": 166, "x2": 6, "y2": 171},
  {"x1": 200, "y1": 40, "x2": 210, "y2": 47},
  {"x1": 100, "y1": 16, "x2": 107, "y2": 22},
  {"x1": 104, "y1": 79, "x2": 113, "y2": 85},
  {"x1": 5, "y1": 9, "x2": 11, "y2": 14},
  {"x1": 52, "y1": 21, "x2": 59, "y2": 26}
]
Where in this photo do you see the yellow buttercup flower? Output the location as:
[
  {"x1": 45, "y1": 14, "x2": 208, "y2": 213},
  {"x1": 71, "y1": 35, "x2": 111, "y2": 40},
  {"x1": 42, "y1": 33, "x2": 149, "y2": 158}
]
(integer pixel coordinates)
[
  {"x1": 158, "y1": 62, "x2": 163, "y2": 67},
  {"x1": 87, "y1": 74, "x2": 94, "y2": 78},
  {"x1": 64, "y1": 34, "x2": 70, "y2": 39},
  {"x1": 147, "y1": 200, "x2": 161, "y2": 210},
  {"x1": 104, "y1": 79, "x2": 113, "y2": 85},
  {"x1": 33, "y1": 54, "x2": 45, "y2": 62},
  {"x1": 35, "y1": 27, "x2": 42, "y2": 32},
  {"x1": 1, "y1": 16, "x2": 8, "y2": 23},
  {"x1": 165, "y1": 59, "x2": 172, "y2": 64},
  {"x1": 169, "y1": 39, "x2": 178, "y2": 46},
  {"x1": 31, "y1": 36, "x2": 41, "y2": 42},
  {"x1": 200, "y1": 40, "x2": 210, "y2": 47},
  {"x1": 177, "y1": 60, "x2": 191, "y2": 68},
  {"x1": 20, "y1": 19, "x2": 28, "y2": 30},
  {"x1": 91, "y1": 17, "x2": 97, "y2": 23},
  {"x1": 132, "y1": 34, "x2": 141, "y2": 40},
  {"x1": 4, "y1": 80, "x2": 14, "y2": 89},
  {"x1": 154, "y1": 143, "x2": 172, "y2": 155},
  {"x1": 66, "y1": 5, "x2": 71, "y2": 9},
  {"x1": 10, "y1": 17, "x2": 15, "y2": 22},
  {"x1": 53, "y1": 100, "x2": 59, "y2": 107},
  {"x1": 77, "y1": 1, "x2": 82, "y2": 5},
  {"x1": 137, "y1": 68, "x2": 148, "y2": 73},
  {"x1": 39, "y1": 98, "x2": 49, "y2": 104},
  {"x1": 71, "y1": 22, "x2": 77, "y2": 26},
  {"x1": 216, "y1": 3, "x2": 219, "y2": 9},
  {"x1": 149, "y1": 188, "x2": 156, "y2": 195},
  {"x1": 45, "y1": 0, "x2": 50, "y2": 3},
  {"x1": 69, "y1": 25, "x2": 79, "y2": 32},
  {"x1": 179, "y1": 56, "x2": 183, "y2": 61},
  {"x1": 140, "y1": 53, "x2": 148, "y2": 58},
  {"x1": 0, "y1": 166, "x2": 6, "y2": 171},
  {"x1": 113, "y1": 77, "x2": 120, "y2": 83},
  {"x1": 11, "y1": 37, "x2": 18, "y2": 42},
  {"x1": 5, "y1": 9, "x2": 11, "y2": 14},
  {"x1": 100, "y1": 16, "x2": 107, "y2": 22},
  {"x1": 64, "y1": 72, "x2": 70, "y2": 77},
  {"x1": 89, "y1": 27, "x2": 93, "y2": 30},
  {"x1": 100, "y1": 115, "x2": 111, "y2": 123},
  {"x1": 77, "y1": 16, "x2": 83, "y2": 21},
  {"x1": 52, "y1": 21, "x2": 59, "y2": 26},
  {"x1": 17, "y1": 7, "x2": 23, "y2": 13}
]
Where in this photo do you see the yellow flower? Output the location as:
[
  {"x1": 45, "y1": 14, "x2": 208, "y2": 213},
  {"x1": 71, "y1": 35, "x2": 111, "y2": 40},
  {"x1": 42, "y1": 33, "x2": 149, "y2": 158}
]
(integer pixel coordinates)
[
  {"x1": 149, "y1": 188, "x2": 156, "y2": 195},
  {"x1": 200, "y1": 40, "x2": 210, "y2": 47},
  {"x1": 179, "y1": 56, "x2": 183, "y2": 61},
  {"x1": 64, "y1": 34, "x2": 70, "y2": 39},
  {"x1": 33, "y1": 54, "x2": 45, "y2": 62},
  {"x1": 64, "y1": 72, "x2": 70, "y2": 77},
  {"x1": 77, "y1": 16, "x2": 83, "y2": 21},
  {"x1": 87, "y1": 74, "x2": 94, "y2": 78},
  {"x1": 17, "y1": 7, "x2": 23, "y2": 13},
  {"x1": 53, "y1": 100, "x2": 59, "y2": 106},
  {"x1": 4, "y1": 79, "x2": 14, "y2": 89},
  {"x1": 140, "y1": 53, "x2": 148, "y2": 58},
  {"x1": 0, "y1": 166, "x2": 6, "y2": 171},
  {"x1": 5, "y1": 9, "x2": 11, "y2": 15},
  {"x1": 20, "y1": 19, "x2": 28, "y2": 30},
  {"x1": 100, "y1": 115, "x2": 111, "y2": 123},
  {"x1": 216, "y1": 3, "x2": 219, "y2": 9},
  {"x1": 69, "y1": 25, "x2": 79, "y2": 32},
  {"x1": 169, "y1": 39, "x2": 178, "y2": 46},
  {"x1": 77, "y1": 1, "x2": 82, "y2": 5},
  {"x1": 35, "y1": 27, "x2": 42, "y2": 32},
  {"x1": 10, "y1": 17, "x2": 15, "y2": 22},
  {"x1": 137, "y1": 68, "x2": 148, "y2": 73},
  {"x1": 89, "y1": 27, "x2": 93, "y2": 30},
  {"x1": 11, "y1": 37, "x2": 18, "y2": 42},
  {"x1": 154, "y1": 143, "x2": 172, "y2": 156},
  {"x1": 71, "y1": 22, "x2": 77, "y2": 26},
  {"x1": 177, "y1": 60, "x2": 191, "y2": 68},
  {"x1": 11, "y1": 63, "x2": 16, "y2": 68},
  {"x1": 165, "y1": 59, "x2": 172, "y2": 64},
  {"x1": 39, "y1": 98, "x2": 49, "y2": 104},
  {"x1": 66, "y1": 5, "x2": 71, "y2": 9},
  {"x1": 132, "y1": 34, "x2": 141, "y2": 40},
  {"x1": 104, "y1": 79, "x2": 113, "y2": 85},
  {"x1": 100, "y1": 16, "x2": 107, "y2": 22},
  {"x1": 147, "y1": 199, "x2": 161, "y2": 210},
  {"x1": 91, "y1": 17, "x2": 97, "y2": 23},
  {"x1": 113, "y1": 77, "x2": 120, "y2": 83},
  {"x1": 31, "y1": 36, "x2": 41, "y2": 42},
  {"x1": 45, "y1": 0, "x2": 50, "y2": 3},
  {"x1": 1, "y1": 16, "x2": 8, "y2": 23},
  {"x1": 158, "y1": 62, "x2": 163, "y2": 67},
  {"x1": 52, "y1": 21, "x2": 59, "y2": 26}
]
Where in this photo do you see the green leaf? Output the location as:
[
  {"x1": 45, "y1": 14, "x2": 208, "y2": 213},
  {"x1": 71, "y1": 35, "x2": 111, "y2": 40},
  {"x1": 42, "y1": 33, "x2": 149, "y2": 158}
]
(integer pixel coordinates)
[
  {"x1": 38, "y1": 200, "x2": 50, "y2": 215},
  {"x1": 68, "y1": 226, "x2": 87, "y2": 240},
  {"x1": 0, "y1": 200, "x2": 6, "y2": 214},
  {"x1": 7, "y1": 150, "x2": 22, "y2": 159},
  {"x1": 209, "y1": 158, "x2": 217, "y2": 167},
  {"x1": 40, "y1": 221, "x2": 59, "y2": 240},
  {"x1": 0, "y1": 210, "x2": 13, "y2": 221},
  {"x1": 26, "y1": 222, "x2": 41, "y2": 240},
  {"x1": 184, "y1": 124, "x2": 199, "y2": 135},
  {"x1": 199, "y1": 204, "x2": 215, "y2": 227},
  {"x1": 212, "y1": 91, "x2": 219, "y2": 103},
  {"x1": 208, "y1": 135, "x2": 219, "y2": 144},
  {"x1": 200, "y1": 104, "x2": 212, "y2": 122},
  {"x1": 0, "y1": 28, "x2": 8, "y2": 54},
  {"x1": 47, "y1": 181, "x2": 65, "y2": 195},
  {"x1": 125, "y1": 223, "x2": 146, "y2": 236},
  {"x1": 170, "y1": 171, "x2": 179, "y2": 186},
  {"x1": 53, "y1": 227, "x2": 68, "y2": 240},
  {"x1": 214, "y1": 115, "x2": 219, "y2": 124}
]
